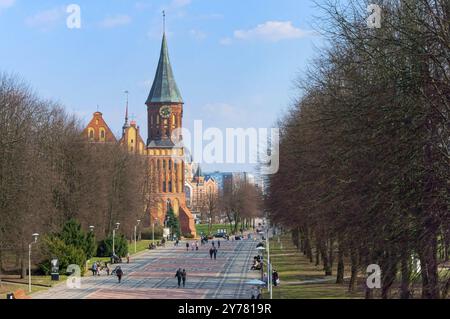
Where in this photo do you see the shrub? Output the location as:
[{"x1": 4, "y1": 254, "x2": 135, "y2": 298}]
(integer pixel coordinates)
[
  {"x1": 96, "y1": 234, "x2": 128, "y2": 257},
  {"x1": 141, "y1": 225, "x2": 163, "y2": 240},
  {"x1": 39, "y1": 219, "x2": 95, "y2": 275},
  {"x1": 39, "y1": 236, "x2": 87, "y2": 275}
]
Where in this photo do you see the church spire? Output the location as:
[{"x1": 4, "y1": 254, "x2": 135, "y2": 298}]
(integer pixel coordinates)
[
  {"x1": 146, "y1": 14, "x2": 183, "y2": 105},
  {"x1": 123, "y1": 90, "x2": 129, "y2": 135}
]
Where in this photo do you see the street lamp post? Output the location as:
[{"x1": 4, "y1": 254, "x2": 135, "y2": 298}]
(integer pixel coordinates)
[
  {"x1": 208, "y1": 217, "x2": 212, "y2": 235},
  {"x1": 112, "y1": 222, "x2": 120, "y2": 256},
  {"x1": 87, "y1": 226, "x2": 94, "y2": 270},
  {"x1": 28, "y1": 233, "x2": 39, "y2": 293},
  {"x1": 265, "y1": 217, "x2": 272, "y2": 299},
  {"x1": 152, "y1": 220, "x2": 156, "y2": 242},
  {"x1": 134, "y1": 220, "x2": 141, "y2": 253}
]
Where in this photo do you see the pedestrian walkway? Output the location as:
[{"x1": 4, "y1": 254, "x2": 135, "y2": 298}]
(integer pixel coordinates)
[{"x1": 31, "y1": 238, "x2": 258, "y2": 299}]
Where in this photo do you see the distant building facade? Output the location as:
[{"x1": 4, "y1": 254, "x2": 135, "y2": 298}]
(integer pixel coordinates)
[{"x1": 82, "y1": 32, "x2": 196, "y2": 237}]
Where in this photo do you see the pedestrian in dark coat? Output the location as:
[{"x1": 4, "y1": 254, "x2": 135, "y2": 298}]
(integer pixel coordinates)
[
  {"x1": 272, "y1": 270, "x2": 279, "y2": 286},
  {"x1": 175, "y1": 268, "x2": 182, "y2": 287},
  {"x1": 186, "y1": 242, "x2": 190, "y2": 251},
  {"x1": 181, "y1": 269, "x2": 187, "y2": 287},
  {"x1": 116, "y1": 266, "x2": 123, "y2": 283},
  {"x1": 209, "y1": 248, "x2": 214, "y2": 259},
  {"x1": 218, "y1": 240, "x2": 221, "y2": 248},
  {"x1": 213, "y1": 248, "x2": 217, "y2": 260}
]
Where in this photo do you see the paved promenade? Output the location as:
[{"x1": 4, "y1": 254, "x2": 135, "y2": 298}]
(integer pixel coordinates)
[{"x1": 32, "y1": 238, "x2": 259, "y2": 299}]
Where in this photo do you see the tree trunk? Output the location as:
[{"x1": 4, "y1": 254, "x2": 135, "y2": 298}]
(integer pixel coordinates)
[
  {"x1": 336, "y1": 243, "x2": 345, "y2": 284},
  {"x1": 348, "y1": 248, "x2": 358, "y2": 292},
  {"x1": 381, "y1": 262, "x2": 396, "y2": 299},
  {"x1": 419, "y1": 231, "x2": 440, "y2": 299},
  {"x1": 400, "y1": 252, "x2": 411, "y2": 299},
  {"x1": 328, "y1": 238, "x2": 334, "y2": 274},
  {"x1": 320, "y1": 240, "x2": 332, "y2": 276}
]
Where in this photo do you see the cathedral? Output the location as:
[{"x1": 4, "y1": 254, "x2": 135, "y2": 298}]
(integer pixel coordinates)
[{"x1": 82, "y1": 32, "x2": 196, "y2": 237}]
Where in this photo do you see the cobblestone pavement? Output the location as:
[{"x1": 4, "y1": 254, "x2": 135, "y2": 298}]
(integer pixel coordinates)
[{"x1": 31, "y1": 238, "x2": 259, "y2": 299}]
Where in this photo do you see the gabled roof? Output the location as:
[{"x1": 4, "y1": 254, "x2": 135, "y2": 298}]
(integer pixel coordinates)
[
  {"x1": 146, "y1": 34, "x2": 183, "y2": 104},
  {"x1": 82, "y1": 112, "x2": 117, "y2": 143}
]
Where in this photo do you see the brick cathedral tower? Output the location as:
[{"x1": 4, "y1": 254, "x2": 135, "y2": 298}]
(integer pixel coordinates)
[{"x1": 146, "y1": 32, "x2": 196, "y2": 237}]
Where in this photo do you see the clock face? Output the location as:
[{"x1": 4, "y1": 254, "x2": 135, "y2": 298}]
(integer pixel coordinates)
[{"x1": 159, "y1": 106, "x2": 171, "y2": 118}]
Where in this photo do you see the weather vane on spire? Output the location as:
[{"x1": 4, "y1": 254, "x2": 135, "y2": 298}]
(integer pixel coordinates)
[{"x1": 162, "y1": 10, "x2": 166, "y2": 34}]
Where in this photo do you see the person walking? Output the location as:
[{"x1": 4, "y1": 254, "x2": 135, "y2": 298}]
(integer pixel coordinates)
[
  {"x1": 213, "y1": 247, "x2": 218, "y2": 260},
  {"x1": 186, "y1": 242, "x2": 190, "y2": 251},
  {"x1": 195, "y1": 241, "x2": 199, "y2": 251},
  {"x1": 209, "y1": 247, "x2": 214, "y2": 260},
  {"x1": 272, "y1": 270, "x2": 279, "y2": 287},
  {"x1": 126, "y1": 253, "x2": 130, "y2": 264},
  {"x1": 181, "y1": 269, "x2": 187, "y2": 287},
  {"x1": 175, "y1": 268, "x2": 183, "y2": 288},
  {"x1": 116, "y1": 266, "x2": 123, "y2": 283},
  {"x1": 191, "y1": 241, "x2": 195, "y2": 251},
  {"x1": 105, "y1": 262, "x2": 110, "y2": 276},
  {"x1": 91, "y1": 262, "x2": 97, "y2": 276},
  {"x1": 218, "y1": 240, "x2": 221, "y2": 248}
]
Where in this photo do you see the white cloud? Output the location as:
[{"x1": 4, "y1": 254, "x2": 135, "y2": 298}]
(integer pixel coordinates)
[
  {"x1": 135, "y1": 2, "x2": 153, "y2": 10},
  {"x1": 170, "y1": 0, "x2": 191, "y2": 8},
  {"x1": 233, "y1": 21, "x2": 315, "y2": 42},
  {"x1": 189, "y1": 29, "x2": 206, "y2": 40},
  {"x1": 25, "y1": 7, "x2": 66, "y2": 30},
  {"x1": 99, "y1": 15, "x2": 131, "y2": 28},
  {"x1": 0, "y1": 0, "x2": 15, "y2": 9},
  {"x1": 161, "y1": 0, "x2": 191, "y2": 13},
  {"x1": 202, "y1": 103, "x2": 246, "y2": 121},
  {"x1": 219, "y1": 37, "x2": 232, "y2": 46}
]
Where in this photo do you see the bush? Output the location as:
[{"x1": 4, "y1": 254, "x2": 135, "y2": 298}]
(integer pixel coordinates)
[
  {"x1": 141, "y1": 225, "x2": 163, "y2": 240},
  {"x1": 39, "y1": 236, "x2": 87, "y2": 275},
  {"x1": 183, "y1": 233, "x2": 194, "y2": 239},
  {"x1": 96, "y1": 234, "x2": 128, "y2": 257},
  {"x1": 39, "y1": 219, "x2": 95, "y2": 275}
]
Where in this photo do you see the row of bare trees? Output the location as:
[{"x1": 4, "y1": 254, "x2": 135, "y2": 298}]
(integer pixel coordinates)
[
  {"x1": 194, "y1": 177, "x2": 263, "y2": 234},
  {"x1": 266, "y1": 0, "x2": 449, "y2": 298},
  {"x1": 0, "y1": 74, "x2": 147, "y2": 277},
  {"x1": 220, "y1": 178, "x2": 263, "y2": 234}
]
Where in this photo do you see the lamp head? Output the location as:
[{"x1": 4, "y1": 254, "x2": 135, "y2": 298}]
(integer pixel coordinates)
[
  {"x1": 115, "y1": 222, "x2": 120, "y2": 230},
  {"x1": 137, "y1": 219, "x2": 141, "y2": 224},
  {"x1": 32, "y1": 233, "x2": 39, "y2": 242}
]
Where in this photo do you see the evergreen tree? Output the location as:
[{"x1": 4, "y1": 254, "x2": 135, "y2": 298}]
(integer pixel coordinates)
[{"x1": 166, "y1": 207, "x2": 180, "y2": 238}]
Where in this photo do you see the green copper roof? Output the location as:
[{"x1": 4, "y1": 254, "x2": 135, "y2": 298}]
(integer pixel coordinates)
[{"x1": 146, "y1": 34, "x2": 183, "y2": 104}]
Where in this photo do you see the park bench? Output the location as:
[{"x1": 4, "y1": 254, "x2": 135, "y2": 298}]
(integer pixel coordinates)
[{"x1": 12, "y1": 289, "x2": 31, "y2": 299}]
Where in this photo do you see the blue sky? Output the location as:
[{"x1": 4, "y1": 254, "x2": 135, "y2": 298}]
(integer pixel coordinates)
[{"x1": 0, "y1": 0, "x2": 324, "y2": 172}]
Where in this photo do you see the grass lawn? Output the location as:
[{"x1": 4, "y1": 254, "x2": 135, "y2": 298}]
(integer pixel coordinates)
[
  {"x1": 128, "y1": 239, "x2": 157, "y2": 255},
  {"x1": 195, "y1": 224, "x2": 232, "y2": 236},
  {"x1": 0, "y1": 275, "x2": 69, "y2": 299},
  {"x1": 262, "y1": 235, "x2": 364, "y2": 299},
  {"x1": 2, "y1": 240, "x2": 160, "y2": 298}
]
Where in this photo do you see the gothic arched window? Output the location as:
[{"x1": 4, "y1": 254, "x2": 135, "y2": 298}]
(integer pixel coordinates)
[
  {"x1": 99, "y1": 127, "x2": 106, "y2": 141},
  {"x1": 88, "y1": 128, "x2": 94, "y2": 140}
]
